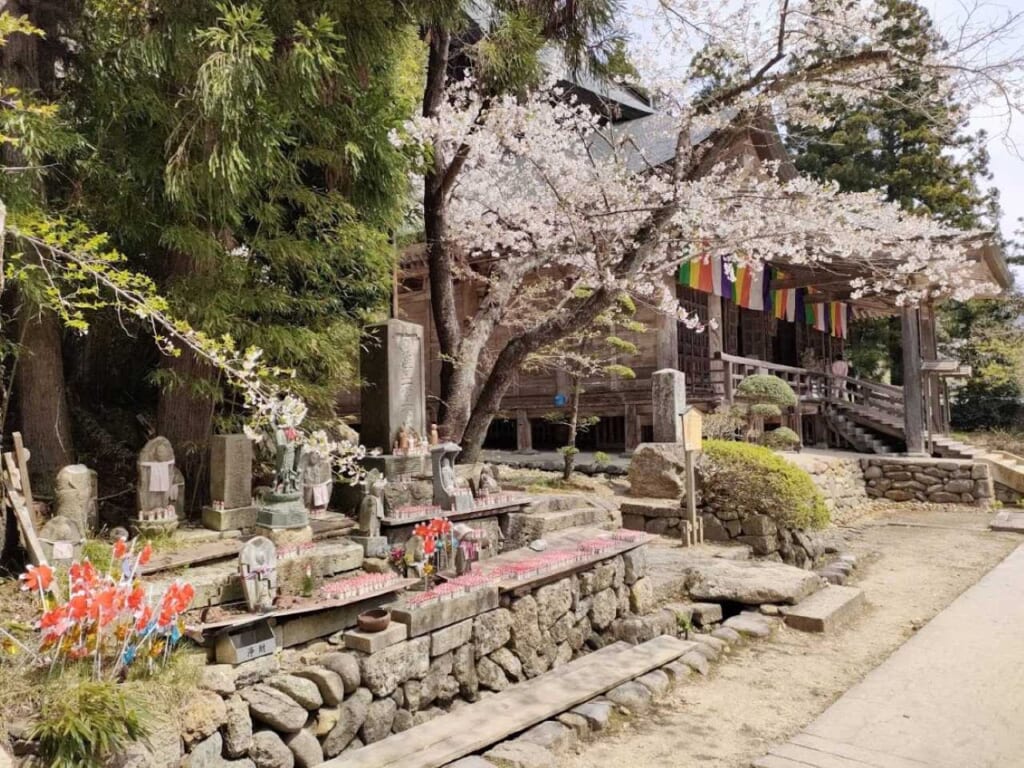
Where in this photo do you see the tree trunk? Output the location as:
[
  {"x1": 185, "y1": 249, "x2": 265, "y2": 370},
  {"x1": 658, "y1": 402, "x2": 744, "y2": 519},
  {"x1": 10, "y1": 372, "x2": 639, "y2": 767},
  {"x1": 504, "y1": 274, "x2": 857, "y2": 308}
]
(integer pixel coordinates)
[
  {"x1": 4, "y1": 0, "x2": 75, "y2": 496},
  {"x1": 156, "y1": 251, "x2": 218, "y2": 514},
  {"x1": 562, "y1": 377, "x2": 581, "y2": 481},
  {"x1": 422, "y1": 26, "x2": 462, "y2": 427}
]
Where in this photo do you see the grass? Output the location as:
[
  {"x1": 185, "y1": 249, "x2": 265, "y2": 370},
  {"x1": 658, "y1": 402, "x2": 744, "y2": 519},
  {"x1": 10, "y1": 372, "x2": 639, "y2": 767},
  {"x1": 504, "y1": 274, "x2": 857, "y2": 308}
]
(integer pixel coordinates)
[{"x1": 954, "y1": 429, "x2": 1024, "y2": 457}]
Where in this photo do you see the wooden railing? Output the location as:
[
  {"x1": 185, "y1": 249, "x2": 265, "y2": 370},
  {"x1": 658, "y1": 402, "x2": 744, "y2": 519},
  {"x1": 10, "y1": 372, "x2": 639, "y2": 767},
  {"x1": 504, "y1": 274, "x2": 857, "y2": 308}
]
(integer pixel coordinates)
[{"x1": 712, "y1": 352, "x2": 906, "y2": 427}]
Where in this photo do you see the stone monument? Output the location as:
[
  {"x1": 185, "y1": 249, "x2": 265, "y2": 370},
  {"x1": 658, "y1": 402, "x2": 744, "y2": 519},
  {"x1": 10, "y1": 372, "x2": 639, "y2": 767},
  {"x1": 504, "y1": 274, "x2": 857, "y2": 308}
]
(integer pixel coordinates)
[
  {"x1": 239, "y1": 536, "x2": 277, "y2": 613},
  {"x1": 431, "y1": 442, "x2": 473, "y2": 513},
  {"x1": 132, "y1": 437, "x2": 179, "y2": 536},
  {"x1": 202, "y1": 435, "x2": 258, "y2": 531},
  {"x1": 54, "y1": 464, "x2": 98, "y2": 534},
  {"x1": 301, "y1": 449, "x2": 333, "y2": 514},
  {"x1": 652, "y1": 368, "x2": 687, "y2": 443},
  {"x1": 360, "y1": 320, "x2": 429, "y2": 479},
  {"x1": 351, "y1": 469, "x2": 388, "y2": 558}
]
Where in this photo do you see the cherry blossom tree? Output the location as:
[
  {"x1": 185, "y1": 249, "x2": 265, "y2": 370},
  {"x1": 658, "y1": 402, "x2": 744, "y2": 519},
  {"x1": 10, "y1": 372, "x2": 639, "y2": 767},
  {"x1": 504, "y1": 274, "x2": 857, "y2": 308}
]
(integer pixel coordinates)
[{"x1": 406, "y1": 0, "x2": 1024, "y2": 460}]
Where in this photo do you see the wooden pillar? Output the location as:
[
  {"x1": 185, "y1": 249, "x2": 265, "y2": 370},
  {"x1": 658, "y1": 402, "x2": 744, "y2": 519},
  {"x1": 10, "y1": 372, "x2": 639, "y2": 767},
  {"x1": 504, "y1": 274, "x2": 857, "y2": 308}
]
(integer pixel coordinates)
[
  {"x1": 624, "y1": 403, "x2": 640, "y2": 450},
  {"x1": 707, "y1": 294, "x2": 724, "y2": 396},
  {"x1": 657, "y1": 275, "x2": 679, "y2": 370},
  {"x1": 515, "y1": 410, "x2": 532, "y2": 451},
  {"x1": 901, "y1": 307, "x2": 926, "y2": 455},
  {"x1": 919, "y1": 305, "x2": 945, "y2": 433}
]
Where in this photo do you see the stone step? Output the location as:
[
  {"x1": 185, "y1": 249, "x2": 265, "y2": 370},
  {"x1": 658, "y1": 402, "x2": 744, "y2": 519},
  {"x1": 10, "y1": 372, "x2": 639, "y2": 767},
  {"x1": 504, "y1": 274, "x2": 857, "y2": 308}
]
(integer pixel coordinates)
[
  {"x1": 320, "y1": 635, "x2": 696, "y2": 768},
  {"x1": 989, "y1": 510, "x2": 1024, "y2": 533},
  {"x1": 781, "y1": 585, "x2": 865, "y2": 633},
  {"x1": 505, "y1": 506, "x2": 617, "y2": 548}
]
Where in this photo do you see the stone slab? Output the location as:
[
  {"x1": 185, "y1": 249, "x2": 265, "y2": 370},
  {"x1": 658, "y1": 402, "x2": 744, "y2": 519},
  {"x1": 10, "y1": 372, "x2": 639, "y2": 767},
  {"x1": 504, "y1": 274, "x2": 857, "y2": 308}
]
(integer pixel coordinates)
[
  {"x1": 343, "y1": 622, "x2": 408, "y2": 654},
  {"x1": 781, "y1": 586, "x2": 864, "y2": 633},
  {"x1": 989, "y1": 510, "x2": 1024, "y2": 533},
  {"x1": 323, "y1": 636, "x2": 695, "y2": 768},
  {"x1": 619, "y1": 498, "x2": 683, "y2": 519},
  {"x1": 388, "y1": 587, "x2": 500, "y2": 638},
  {"x1": 683, "y1": 557, "x2": 824, "y2": 605},
  {"x1": 202, "y1": 505, "x2": 258, "y2": 532}
]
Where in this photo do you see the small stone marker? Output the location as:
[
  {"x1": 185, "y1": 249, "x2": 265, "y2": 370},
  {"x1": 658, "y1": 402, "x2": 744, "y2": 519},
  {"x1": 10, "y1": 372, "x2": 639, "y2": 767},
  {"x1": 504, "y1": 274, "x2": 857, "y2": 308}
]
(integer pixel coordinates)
[
  {"x1": 203, "y1": 434, "x2": 258, "y2": 531},
  {"x1": 302, "y1": 449, "x2": 334, "y2": 513},
  {"x1": 54, "y1": 464, "x2": 98, "y2": 534},
  {"x1": 215, "y1": 619, "x2": 276, "y2": 665},
  {"x1": 352, "y1": 469, "x2": 388, "y2": 558},
  {"x1": 781, "y1": 584, "x2": 865, "y2": 633},
  {"x1": 431, "y1": 442, "x2": 472, "y2": 512},
  {"x1": 239, "y1": 536, "x2": 278, "y2": 613},
  {"x1": 38, "y1": 515, "x2": 84, "y2": 564}
]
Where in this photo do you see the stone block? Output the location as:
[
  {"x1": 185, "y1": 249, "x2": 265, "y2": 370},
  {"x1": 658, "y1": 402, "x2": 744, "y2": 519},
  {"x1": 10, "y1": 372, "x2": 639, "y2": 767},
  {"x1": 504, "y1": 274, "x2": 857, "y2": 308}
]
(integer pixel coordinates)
[
  {"x1": 741, "y1": 515, "x2": 778, "y2": 537},
  {"x1": 627, "y1": 443, "x2": 688, "y2": 499},
  {"x1": 473, "y1": 609, "x2": 512, "y2": 657},
  {"x1": 360, "y1": 320, "x2": 426, "y2": 454},
  {"x1": 390, "y1": 586, "x2": 500, "y2": 637},
  {"x1": 484, "y1": 741, "x2": 556, "y2": 768},
  {"x1": 431, "y1": 618, "x2": 473, "y2": 656},
  {"x1": 723, "y1": 613, "x2": 774, "y2": 639},
  {"x1": 343, "y1": 621, "x2": 408, "y2": 654},
  {"x1": 635, "y1": 669, "x2": 671, "y2": 696},
  {"x1": 605, "y1": 680, "x2": 653, "y2": 712},
  {"x1": 209, "y1": 434, "x2": 253, "y2": 510},
  {"x1": 781, "y1": 585, "x2": 865, "y2": 633},
  {"x1": 201, "y1": 505, "x2": 258, "y2": 532},
  {"x1": 619, "y1": 498, "x2": 682, "y2": 519},
  {"x1": 652, "y1": 369, "x2": 686, "y2": 443},
  {"x1": 622, "y1": 547, "x2": 647, "y2": 585},
  {"x1": 737, "y1": 534, "x2": 778, "y2": 555},
  {"x1": 518, "y1": 721, "x2": 577, "y2": 754},
  {"x1": 570, "y1": 699, "x2": 614, "y2": 731},
  {"x1": 357, "y1": 636, "x2": 430, "y2": 697},
  {"x1": 680, "y1": 651, "x2": 709, "y2": 675},
  {"x1": 690, "y1": 602, "x2": 723, "y2": 626}
]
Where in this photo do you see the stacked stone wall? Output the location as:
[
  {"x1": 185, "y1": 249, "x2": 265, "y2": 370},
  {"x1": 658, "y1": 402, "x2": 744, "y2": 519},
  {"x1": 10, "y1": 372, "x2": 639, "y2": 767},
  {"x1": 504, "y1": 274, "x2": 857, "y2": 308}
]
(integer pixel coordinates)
[
  {"x1": 782, "y1": 453, "x2": 868, "y2": 519},
  {"x1": 174, "y1": 549, "x2": 658, "y2": 766},
  {"x1": 861, "y1": 457, "x2": 992, "y2": 505}
]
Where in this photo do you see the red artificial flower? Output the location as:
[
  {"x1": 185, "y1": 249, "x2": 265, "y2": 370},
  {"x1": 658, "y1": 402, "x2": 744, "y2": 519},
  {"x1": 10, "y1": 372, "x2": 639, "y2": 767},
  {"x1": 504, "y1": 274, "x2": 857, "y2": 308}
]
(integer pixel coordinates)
[
  {"x1": 135, "y1": 605, "x2": 153, "y2": 632},
  {"x1": 67, "y1": 593, "x2": 90, "y2": 621},
  {"x1": 113, "y1": 537, "x2": 128, "y2": 559},
  {"x1": 19, "y1": 564, "x2": 54, "y2": 593},
  {"x1": 138, "y1": 542, "x2": 153, "y2": 566},
  {"x1": 413, "y1": 523, "x2": 431, "y2": 539},
  {"x1": 70, "y1": 561, "x2": 98, "y2": 588},
  {"x1": 284, "y1": 427, "x2": 298, "y2": 441},
  {"x1": 423, "y1": 536, "x2": 436, "y2": 556},
  {"x1": 128, "y1": 585, "x2": 145, "y2": 611}
]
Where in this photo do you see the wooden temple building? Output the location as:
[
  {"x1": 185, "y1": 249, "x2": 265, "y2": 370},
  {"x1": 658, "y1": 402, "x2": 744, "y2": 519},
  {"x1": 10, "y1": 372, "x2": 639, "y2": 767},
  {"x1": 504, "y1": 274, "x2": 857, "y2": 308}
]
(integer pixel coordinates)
[{"x1": 341, "y1": 69, "x2": 1012, "y2": 459}]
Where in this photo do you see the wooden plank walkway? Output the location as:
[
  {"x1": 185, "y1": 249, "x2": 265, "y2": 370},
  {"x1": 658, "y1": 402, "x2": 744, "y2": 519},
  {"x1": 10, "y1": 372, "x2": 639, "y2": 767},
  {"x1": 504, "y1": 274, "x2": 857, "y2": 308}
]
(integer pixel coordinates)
[
  {"x1": 141, "y1": 539, "x2": 242, "y2": 575},
  {"x1": 319, "y1": 634, "x2": 694, "y2": 768}
]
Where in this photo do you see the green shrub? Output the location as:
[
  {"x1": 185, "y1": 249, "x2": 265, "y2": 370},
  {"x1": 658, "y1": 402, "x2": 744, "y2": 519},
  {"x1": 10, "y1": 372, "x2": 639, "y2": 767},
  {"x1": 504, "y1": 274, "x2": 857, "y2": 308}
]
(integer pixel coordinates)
[
  {"x1": 702, "y1": 408, "x2": 745, "y2": 440},
  {"x1": 735, "y1": 374, "x2": 798, "y2": 407},
  {"x1": 698, "y1": 440, "x2": 828, "y2": 529},
  {"x1": 762, "y1": 426, "x2": 801, "y2": 450},
  {"x1": 748, "y1": 402, "x2": 782, "y2": 418},
  {"x1": 32, "y1": 679, "x2": 149, "y2": 768}
]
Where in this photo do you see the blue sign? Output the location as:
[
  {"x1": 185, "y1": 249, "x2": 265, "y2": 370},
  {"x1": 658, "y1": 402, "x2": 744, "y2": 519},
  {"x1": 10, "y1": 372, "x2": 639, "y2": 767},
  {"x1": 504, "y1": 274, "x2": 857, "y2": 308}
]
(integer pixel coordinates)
[{"x1": 554, "y1": 394, "x2": 567, "y2": 407}]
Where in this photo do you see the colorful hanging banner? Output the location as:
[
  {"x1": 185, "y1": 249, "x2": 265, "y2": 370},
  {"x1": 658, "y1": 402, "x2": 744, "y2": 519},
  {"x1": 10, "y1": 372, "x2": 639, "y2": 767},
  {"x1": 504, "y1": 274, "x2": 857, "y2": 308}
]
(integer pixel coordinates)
[
  {"x1": 733, "y1": 264, "x2": 766, "y2": 312},
  {"x1": 830, "y1": 302, "x2": 849, "y2": 339},
  {"x1": 805, "y1": 302, "x2": 829, "y2": 333},
  {"x1": 770, "y1": 268, "x2": 797, "y2": 322}
]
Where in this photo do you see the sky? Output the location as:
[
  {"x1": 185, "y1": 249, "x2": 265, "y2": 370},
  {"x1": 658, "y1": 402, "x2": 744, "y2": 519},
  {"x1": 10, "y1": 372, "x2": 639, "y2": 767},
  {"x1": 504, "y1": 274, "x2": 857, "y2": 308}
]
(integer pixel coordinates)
[{"x1": 621, "y1": 0, "x2": 1024, "y2": 243}]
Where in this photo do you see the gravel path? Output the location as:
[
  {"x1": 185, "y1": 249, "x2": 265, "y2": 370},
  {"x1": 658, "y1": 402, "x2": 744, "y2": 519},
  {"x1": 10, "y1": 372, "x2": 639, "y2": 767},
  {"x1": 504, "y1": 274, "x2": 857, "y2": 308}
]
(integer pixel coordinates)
[{"x1": 560, "y1": 505, "x2": 1019, "y2": 768}]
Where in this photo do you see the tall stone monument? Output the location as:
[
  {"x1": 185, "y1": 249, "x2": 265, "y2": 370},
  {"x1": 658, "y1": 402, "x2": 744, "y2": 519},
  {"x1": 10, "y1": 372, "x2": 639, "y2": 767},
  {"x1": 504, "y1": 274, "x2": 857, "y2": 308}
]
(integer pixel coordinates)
[
  {"x1": 360, "y1": 320, "x2": 428, "y2": 478},
  {"x1": 652, "y1": 369, "x2": 687, "y2": 443},
  {"x1": 202, "y1": 435, "x2": 257, "y2": 531}
]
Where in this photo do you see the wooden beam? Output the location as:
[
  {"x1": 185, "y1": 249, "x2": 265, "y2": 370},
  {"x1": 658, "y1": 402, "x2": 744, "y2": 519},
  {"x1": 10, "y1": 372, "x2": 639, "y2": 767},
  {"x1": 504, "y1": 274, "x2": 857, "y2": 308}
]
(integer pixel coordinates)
[
  {"x1": 12, "y1": 432, "x2": 34, "y2": 515},
  {"x1": 4, "y1": 452, "x2": 47, "y2": 566},
  {"x1": 768, "y1": 276, "x2": 853, "y2": 291},
  {"x1": 901, "y1": 308, "x2": 925, "y2": 455}
]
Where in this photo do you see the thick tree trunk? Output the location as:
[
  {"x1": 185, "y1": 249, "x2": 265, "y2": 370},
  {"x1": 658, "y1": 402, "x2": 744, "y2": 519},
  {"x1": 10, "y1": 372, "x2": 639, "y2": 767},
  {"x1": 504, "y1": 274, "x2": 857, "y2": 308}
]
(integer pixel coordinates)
[
  {"x1": 4, "y1": 0, "x2": 75, "y2": 496},
  {"x1": 422, "y1": 26, "x2": 462, "y2": 428},
  {"x1": 156, "y1": 251, "x2": 217, "y2": 514}
]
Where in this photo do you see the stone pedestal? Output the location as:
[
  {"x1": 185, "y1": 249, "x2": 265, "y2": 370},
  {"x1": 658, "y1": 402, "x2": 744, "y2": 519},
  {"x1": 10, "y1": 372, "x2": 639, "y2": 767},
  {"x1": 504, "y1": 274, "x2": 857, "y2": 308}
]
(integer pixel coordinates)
[
  {"x1": 202, "y1": 504, "x2": 259, "y2": 532},
  {"x1": 350, "y1": 535, "x2": 389, "y2": 558},
  {"x1": 359, "y1": 320, "x2": 427, "y2": 453},
  {"x1": 361, "y1": 454, "x2": 428, "y2": 482},
  {"x1": 254, "y1": 524, "x2": 314, "y2": 547}
]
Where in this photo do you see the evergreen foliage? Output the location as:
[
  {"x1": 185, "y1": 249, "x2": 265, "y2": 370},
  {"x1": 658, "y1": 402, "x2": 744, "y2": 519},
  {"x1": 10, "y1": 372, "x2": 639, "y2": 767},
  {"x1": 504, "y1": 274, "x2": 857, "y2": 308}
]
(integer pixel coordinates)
[{"x1": 69, "y1": 1, "x2": 420, "y2": 414}]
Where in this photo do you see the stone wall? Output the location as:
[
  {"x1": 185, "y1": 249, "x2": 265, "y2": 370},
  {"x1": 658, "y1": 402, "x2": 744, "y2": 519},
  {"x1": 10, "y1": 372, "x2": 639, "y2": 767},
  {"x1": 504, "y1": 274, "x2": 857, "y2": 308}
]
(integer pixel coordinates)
[
  {"x1": 620, "y1": 498, "x2": 827, "y2": 569},
  {"x1": 861, "y1": 457, "x2": 993, "y2": 505},
  {"x1": 177, "y1": 549, "x2": 656, "y2": 767},
  {"x1": 782, "y1": 453, "x2": 868, "y2": 521}
]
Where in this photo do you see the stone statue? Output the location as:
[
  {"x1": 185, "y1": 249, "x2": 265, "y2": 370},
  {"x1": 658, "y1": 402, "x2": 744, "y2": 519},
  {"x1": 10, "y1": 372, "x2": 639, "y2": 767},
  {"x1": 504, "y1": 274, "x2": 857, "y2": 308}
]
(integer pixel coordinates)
[
  {"x1": 358, "y1": 470, "x2": 386, "y2": 537},
  {"x1": 273, "y1": 427, "x2": 304, "y2": 496},
  {"x1": 239, "y1": 536, "x2": 278, "y2": 613},
  {"x1": 476, "y1": 464, "x2": 500, "y2": 499},
  {"x1": 55, "y1": 464, "x2": 98, "y2": 534},
  {"x1": 39, "y1": 515, "x2": 84, "y2": 564},
  {"x1": 134, "y1": 437, "x2": 179, "y2": 534},
  {"x1": 301, "y1": 449, "x2": 333, "y2": 512}
]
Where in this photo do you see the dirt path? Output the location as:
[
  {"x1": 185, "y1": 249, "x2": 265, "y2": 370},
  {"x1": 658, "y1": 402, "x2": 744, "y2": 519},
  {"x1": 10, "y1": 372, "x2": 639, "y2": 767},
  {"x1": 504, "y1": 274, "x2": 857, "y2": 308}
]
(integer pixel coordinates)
[{"x1": 561, "y1": 506, "x2": 1021, "y2": 768}]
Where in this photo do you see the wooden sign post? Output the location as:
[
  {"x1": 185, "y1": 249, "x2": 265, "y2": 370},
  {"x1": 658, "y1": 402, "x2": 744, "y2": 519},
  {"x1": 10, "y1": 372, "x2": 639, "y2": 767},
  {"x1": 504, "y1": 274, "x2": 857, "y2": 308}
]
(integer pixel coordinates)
[{"x1": 681, "y1": 407, "x2": 704, "y2": 547}]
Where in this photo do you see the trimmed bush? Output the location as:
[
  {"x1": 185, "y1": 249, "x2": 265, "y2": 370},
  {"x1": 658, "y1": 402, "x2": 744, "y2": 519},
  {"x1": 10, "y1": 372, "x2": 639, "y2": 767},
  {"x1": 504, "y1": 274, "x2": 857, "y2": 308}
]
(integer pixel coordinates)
[
  {"x1": 698, "y1": 440, "x2": 828, "y2": 530},
  {"x1": 763, "y1": 426, "x2": 801, "y2": 450},
  {"x1": 735, "y1": 374, "x2": 797, "y2": 407}
]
